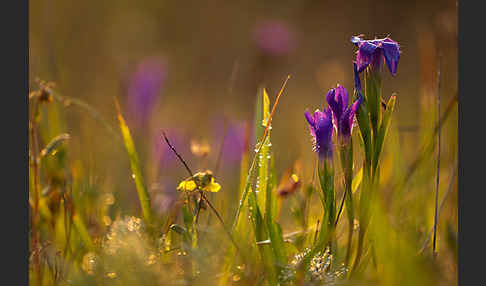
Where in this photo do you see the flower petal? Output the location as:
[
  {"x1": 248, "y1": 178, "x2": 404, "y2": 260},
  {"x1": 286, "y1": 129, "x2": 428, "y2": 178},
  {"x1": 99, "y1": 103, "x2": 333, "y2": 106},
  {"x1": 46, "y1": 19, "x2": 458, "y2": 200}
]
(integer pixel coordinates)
[
  {"x1": 382, "y1": 40, "x2": 401, "y2": 76},
  {"x1": 326, "y1": 88, "x2": 340, "y2": 125},
  {"x1": 315, "y1": 108, "x2": 334, "y2": 158},
  {"x1": 177, "y1": 180, "x2": 197, "y2": 192},
  {"x1": 335, "y1": 84, "x2": 349, "y2": 114},
  {"x1": 304, "y1": 110, "x2": 315, "y2": 126},
  {"x1": 205, "y1": 178, "x2": 221, "y2": 192},
  {"x1": 341, "y1": 96, "x2": 363, "y2": 138},
  {"x1": 353, "y1": 63, "x2": 362, "y2": 93},
  {"x1": 305, "y1": 110, "x2": 317, "y2": 138},
  {"x1": 356, "y1": 41, "x2": 378, "y2": 72},
  {"x1": 352, "y1": 36, "x2": 400, "y2": 76}
]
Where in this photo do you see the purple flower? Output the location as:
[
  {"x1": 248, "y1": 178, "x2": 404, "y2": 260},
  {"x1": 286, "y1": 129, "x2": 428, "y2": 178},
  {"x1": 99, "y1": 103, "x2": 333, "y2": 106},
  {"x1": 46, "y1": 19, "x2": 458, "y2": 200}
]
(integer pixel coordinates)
[
  {"x1": 326, "y1": 85, "x2": 362, "y2": 140},
  {"x1": 351, "y1": 35, "x2": 400, "y2": 76},
  {"x1": 153, "y1": 128, "x2": 189, "y2": 172},
  {"x1": 305, "y1": 107, "x2": 334, "y2": 159},
  {"x1": 127, "y1": 59, "x2": 167, "y2": 127},
  {"x1": 211, "y1": 118, "x2": 246, "y2": 164},
  {"x1": 254, "y1": 20, "x2": 295, "y2": 56},
  {"x1": 353, "y1": 63, "x2": 361, "y2": 93}
]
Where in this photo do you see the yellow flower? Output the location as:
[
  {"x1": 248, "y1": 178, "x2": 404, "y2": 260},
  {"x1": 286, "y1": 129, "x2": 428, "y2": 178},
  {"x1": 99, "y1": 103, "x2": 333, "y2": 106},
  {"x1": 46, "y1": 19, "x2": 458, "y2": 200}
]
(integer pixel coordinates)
[
  {"x1": 202, "y1": 177, "x2": 221, "y2": 192},
  {"x1": 177, "y1": 180, "x2": 197, "y2": 192},
  {"x1": 177, "y1": 171, "x2": 221, "y2": 193}
]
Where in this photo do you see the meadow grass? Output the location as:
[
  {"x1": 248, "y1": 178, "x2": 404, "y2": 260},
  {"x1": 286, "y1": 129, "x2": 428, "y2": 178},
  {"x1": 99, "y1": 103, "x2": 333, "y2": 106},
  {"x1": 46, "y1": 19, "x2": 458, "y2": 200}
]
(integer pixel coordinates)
[{"x1": 28, "y1": 38, "x2": 457, "y2": 286}]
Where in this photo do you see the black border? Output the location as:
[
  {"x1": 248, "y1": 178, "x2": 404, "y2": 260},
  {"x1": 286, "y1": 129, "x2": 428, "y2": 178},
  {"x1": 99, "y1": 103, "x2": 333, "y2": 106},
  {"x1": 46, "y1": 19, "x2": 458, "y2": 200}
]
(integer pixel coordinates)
[
  {"x1": 458, "y1": 1, "x2": 484, "y2": 285},
  {"x1": 1, "y1": 0, "x2": 29, "y2": 284}
]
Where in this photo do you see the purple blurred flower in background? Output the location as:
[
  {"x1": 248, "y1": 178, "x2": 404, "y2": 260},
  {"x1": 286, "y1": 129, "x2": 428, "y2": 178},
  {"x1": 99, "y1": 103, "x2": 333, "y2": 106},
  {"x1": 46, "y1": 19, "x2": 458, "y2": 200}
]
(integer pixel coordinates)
[
  {"x1": 326, "y1": 85, "x2": 362, "y2": 140},
  {"x1": 254, "y1": 20, "x2": 295, "y2": 56},
  {"x1": 153, "y1": 128, "x2": 189, "y2": 173},
  {"x1": 127, "y1": 59, "x2": 167, "y2": 127},
  {"x1": 212, "y1": 119, "x2": 246, "y2": 164},
  {"x1": 351, "y1": 36, "x2": 401, "y2": 76},
  {"x1": 304, "y1": 107, "x2": 334, "y2": 159}
]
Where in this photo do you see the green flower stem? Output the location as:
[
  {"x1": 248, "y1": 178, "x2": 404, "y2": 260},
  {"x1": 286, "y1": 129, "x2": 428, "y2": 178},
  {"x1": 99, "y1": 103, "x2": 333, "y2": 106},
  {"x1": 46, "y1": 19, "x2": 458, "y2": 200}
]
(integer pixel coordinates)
[
  {"x1": 364, "y1": 68, "x2": 382, "y2": 141},
  {"x1": 317, "y1": 158, "x2": 336, "y2": 248},
  {"x1": 339, "y1": 140, "x2": 354, "y2": 267},
  {"x1": 353, "y1": 66, "x2": 389, "y2": 275}
]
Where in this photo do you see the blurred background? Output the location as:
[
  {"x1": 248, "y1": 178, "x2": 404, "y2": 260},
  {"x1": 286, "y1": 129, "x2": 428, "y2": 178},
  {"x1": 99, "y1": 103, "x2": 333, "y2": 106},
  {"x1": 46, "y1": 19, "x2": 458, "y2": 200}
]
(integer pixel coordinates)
[{"x1": 29, "y1": 0, "x2": 457, "y2": 276}]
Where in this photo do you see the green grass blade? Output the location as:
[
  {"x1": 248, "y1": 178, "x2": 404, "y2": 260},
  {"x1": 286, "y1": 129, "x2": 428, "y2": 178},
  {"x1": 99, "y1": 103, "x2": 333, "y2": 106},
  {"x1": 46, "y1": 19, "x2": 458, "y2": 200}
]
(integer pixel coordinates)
[
  {"x1": 249, "y1": 188, "x2": 276, "y2": 284},
  {"x1": 364, "y1": 68, "x2": 382, "y2": 137},
  {"x1": 355, "y1": 94, "x2": 373, "y2": 165},
  {"x1": 72, "y1": 213, "x2": 94, "y2": 250},
  {"x1": 257, "y1": 88, "x2": 271, "y2": 211},
  {"x1": 254, "y1": 86, "x2": 265, "y2": 144},
  {"x1": 264, "y1": 153, "x2": 287, "y2": 278},
  {"x1": 352, "y1": 167, "x2": 363, "y2": 194},
  {"x1": 230, "y1": 88, "x2": 265, "y2": 233},
  {"x1": 231, "y1": 76, "x2": 289, "y2": 234},
  {"x1": 318, "y1": 160, "x2": 335, "y2": 226},
  {"x1": 114, "y1": 98, "x2": 153, "y2": 226},
  {"x1": 373, "y1": 96, "x2": 396, "y2": 172}
]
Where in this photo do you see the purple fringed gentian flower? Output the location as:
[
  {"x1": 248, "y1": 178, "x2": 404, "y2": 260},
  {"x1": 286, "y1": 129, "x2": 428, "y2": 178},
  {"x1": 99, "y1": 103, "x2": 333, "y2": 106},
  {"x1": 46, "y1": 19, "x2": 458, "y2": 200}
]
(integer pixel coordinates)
[
  {"x1": 326, "y1": 85, "x2": 362, "y2": 141},
  {"x1": 305, "y1": 107, "x2": 334, "y2": 159},
  {"x1": 351, "y1": 35, "x2": 401, "y2": 76}
]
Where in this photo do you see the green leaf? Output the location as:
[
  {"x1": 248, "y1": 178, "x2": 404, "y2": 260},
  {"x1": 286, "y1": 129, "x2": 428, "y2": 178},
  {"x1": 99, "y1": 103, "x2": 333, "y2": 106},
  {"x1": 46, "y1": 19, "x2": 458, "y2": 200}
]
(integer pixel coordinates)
[
  {"x1": 182, "y1": 205, "x2": 193, "y2": 228},
  {"x1": 72, "y1": 212, "x2": 94, "y2": 250},
  {"x1": 352, "y1": 167, "x2": 363, "y2": 194},
  {"x1": 266, "y1": 220, "x2": 287, "y2": 266},
  {"x1": 364, "y1": 68, "x2": 382, "y2": 137},
  {"x1": 317, "y1": 160, "x2": 335, "y2": 226},
  {"x1": 254, "y1": 86, "x2": 265, "y2": 144},
  {"x1": 248, "y1": 189, "x2": 266, "y2": 247},
  {"x1": 267, "y1": 153, "x2": 278, "y2": 220},
  {"x1": 257, "y1": 88, "x2": 271, "y2": 211},
  {"x1": 373, "y1": 96, "x2": 396, "y2": 172},
  {"x1": 115, "y1": 98, "x2": 153, "y2": 226},
  {"x1": 182, "y1": 205, "x2": 197, "y2": 248},
  {"x1": 264, "y1": 154, "x2": 287, "y2": 273},
  {"x1": 355, "y1": 95, "x2": 373, "y2": 166},
  {"x1": 249, "y1": 189, "x2": 277, "y2": 284},
  {"x1": 230, "y1": 87, "x2": 268, "y2": 233}
]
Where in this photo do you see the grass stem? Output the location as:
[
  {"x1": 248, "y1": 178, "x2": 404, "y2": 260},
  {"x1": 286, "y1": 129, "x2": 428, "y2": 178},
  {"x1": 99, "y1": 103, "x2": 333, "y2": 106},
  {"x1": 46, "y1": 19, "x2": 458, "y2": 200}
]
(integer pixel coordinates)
[{"x1": 432, "y1": 57, "x2": 442, "y2": 257}]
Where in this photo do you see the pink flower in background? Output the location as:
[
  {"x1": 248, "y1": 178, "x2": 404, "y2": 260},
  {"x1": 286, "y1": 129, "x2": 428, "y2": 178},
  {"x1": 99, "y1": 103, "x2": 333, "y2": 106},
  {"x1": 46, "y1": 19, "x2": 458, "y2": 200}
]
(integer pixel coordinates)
[{"x1": 254, "y1": 20, "x2": 295, "y2": 56}]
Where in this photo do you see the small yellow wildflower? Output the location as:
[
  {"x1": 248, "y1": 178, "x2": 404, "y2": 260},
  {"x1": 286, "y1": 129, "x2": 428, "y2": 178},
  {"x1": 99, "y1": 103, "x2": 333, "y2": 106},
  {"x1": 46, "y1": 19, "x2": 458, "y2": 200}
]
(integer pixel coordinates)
[
  {"x1": 177, "y1": 170, "x2": 221, "y2": 193},
  {"x1": 177, "y1": 180, "x2": 197, "y2": 192}
]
